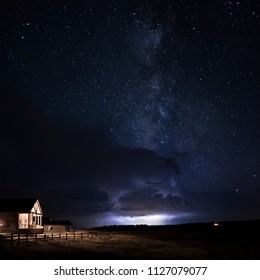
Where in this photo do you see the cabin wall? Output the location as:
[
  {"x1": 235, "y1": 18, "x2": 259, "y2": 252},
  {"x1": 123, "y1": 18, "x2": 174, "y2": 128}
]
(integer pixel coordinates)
[
  {"x1": 0, "y1": 212, "x2": 18, "y2": 232},
  {"x1": 0, "y1": 199, "x2": 44, "y2": 233},
  {"x1": 0, "y1": 212, "x2": 43, "y2": 233},
  {"x1": 18, "y1": 213, "x2": 29, "y2": 229},
  {"x1": 44, "y1": 224, "x2": 71, "y2": 232}
]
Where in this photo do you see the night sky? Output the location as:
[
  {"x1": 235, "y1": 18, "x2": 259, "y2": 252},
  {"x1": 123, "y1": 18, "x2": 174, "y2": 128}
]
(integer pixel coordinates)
[{"x1": 1, "y1": 0, "x2": 259, "y2": 227}]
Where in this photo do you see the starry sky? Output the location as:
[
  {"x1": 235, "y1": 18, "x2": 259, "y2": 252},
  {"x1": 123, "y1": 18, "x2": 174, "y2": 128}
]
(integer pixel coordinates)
[{"x1": 1, "y1": 0, "x2": 259, "y2": 227}]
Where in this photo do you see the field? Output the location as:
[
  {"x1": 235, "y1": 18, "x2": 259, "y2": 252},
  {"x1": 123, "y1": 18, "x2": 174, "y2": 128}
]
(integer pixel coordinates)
[{"x1": 0, "y1": 220, "x2": 260, "y2": 259}]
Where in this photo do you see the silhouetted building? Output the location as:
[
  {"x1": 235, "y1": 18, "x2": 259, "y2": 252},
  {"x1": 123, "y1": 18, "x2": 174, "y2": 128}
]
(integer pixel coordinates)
[
  {"x1": 43, "y1": 217, "x2": 72, "y2": 232},
  {"x1": 0, "y1": 198, "x2": 43, "y2": 233}
]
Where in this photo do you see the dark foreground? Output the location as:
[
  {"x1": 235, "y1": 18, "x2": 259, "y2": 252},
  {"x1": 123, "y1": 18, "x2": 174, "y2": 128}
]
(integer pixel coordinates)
[{"x1": 1, "y1": 220, "x2": 260, "y2": 259}]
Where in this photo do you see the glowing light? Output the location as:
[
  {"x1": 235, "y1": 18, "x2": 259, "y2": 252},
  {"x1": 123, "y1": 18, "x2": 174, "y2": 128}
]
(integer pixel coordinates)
[
  {"x1": 95, "y1": 212, "x2": 195, "y2": 227},
  {"x1": 112, "y1": 214, "x2": 176, "y2": 225},
  {"x1": 110, "y1": 213, "x2": 194, "y2": 225},
  {"x1": 213, "y1": 222, "x2": 220, "y2": 227}
]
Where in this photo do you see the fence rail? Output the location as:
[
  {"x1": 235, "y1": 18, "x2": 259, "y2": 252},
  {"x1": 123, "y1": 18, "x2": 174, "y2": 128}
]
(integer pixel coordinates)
[{"x1": 0, "y1": 231, "x2": 101, "y2": 246}]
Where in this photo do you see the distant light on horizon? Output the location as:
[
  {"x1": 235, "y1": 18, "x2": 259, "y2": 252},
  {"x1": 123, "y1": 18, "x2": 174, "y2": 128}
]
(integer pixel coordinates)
[
  {"x1": 75, "y1": 212, "x2": 197, "y2": 228},
  {"x1": 107, "y1": 212, "x2": 194, "y2": 226},
  {"x1": 114, "y1": 214, "x2": 175, "y2": 225}
]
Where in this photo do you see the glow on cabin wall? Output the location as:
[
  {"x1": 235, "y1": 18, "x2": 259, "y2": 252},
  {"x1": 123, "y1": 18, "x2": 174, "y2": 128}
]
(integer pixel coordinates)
[
  {"x1": 18, "y1": 213, "x2": 29, "y2": 229},
  {"x1": 30, "y1": 199, "x2": 43, "y2": 228}
]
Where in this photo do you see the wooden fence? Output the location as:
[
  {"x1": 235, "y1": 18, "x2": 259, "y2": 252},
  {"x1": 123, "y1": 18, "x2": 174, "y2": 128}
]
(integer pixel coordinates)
[{"x1": 0, "y1": 231, "x2": 100, "y2": 246}]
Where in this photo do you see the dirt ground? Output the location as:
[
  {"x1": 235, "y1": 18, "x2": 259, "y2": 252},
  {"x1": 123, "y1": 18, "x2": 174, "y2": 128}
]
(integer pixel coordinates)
[{"x1": 1, "y1": 221, "x2": 260, "y2": 259}]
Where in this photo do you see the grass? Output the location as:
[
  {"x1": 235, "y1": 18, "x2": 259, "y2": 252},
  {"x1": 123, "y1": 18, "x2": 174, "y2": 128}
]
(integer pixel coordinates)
[{"x1": 1, "y1": 220, "x2": 260, "y2": 259}]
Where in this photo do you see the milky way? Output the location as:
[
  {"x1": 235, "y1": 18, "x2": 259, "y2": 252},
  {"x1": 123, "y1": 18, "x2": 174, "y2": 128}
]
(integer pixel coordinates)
[{"x1": 0, "y1": 0, "x2": 259, "y2": 227}]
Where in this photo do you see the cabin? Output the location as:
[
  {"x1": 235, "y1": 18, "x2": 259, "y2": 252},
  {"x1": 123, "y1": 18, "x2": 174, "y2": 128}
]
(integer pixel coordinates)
[
  {"x1": 43, "y1": 218, "x2": 72, "y2": 232},
  {"x1": 0, "y1": 198, "x2": 43, "y2": 233}
]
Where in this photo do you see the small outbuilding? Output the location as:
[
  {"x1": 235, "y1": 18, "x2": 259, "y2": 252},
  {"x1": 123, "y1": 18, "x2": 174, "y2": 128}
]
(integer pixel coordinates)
[
  {"x1": 0, "y1": 198, "x2": 43, "y2": 233},
  {"x1": 43, "y1": 218, "x2": 72, "y2": 232}
]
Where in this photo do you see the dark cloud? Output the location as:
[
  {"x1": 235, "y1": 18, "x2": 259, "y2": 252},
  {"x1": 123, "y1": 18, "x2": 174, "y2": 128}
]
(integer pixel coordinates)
[{"x1": 116, "y1": 187, "x2": 184, "y2": 215}]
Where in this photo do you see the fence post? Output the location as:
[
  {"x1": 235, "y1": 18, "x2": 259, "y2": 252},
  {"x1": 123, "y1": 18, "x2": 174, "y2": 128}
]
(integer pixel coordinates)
[
  {"x1": 44, "y1": 234, "x2": 46, "y2": 242},
  {"x1": 18, "y1": 234, "x2": 20, "y2": 245},
  {"x1": 59, "y1": 233, "x2": 61, "y2": 239},
  {"x1": 66, "y1": 233, "x2": 68, "y2": 240},
  {"x1": 26, "y1": 233, "x2": 29, "y2": 243},
  {"x1": 81, "y1": 233, "x2": 83, "y2": 239},
  {"x1": 52, "y1": 233, "x2": 53, "y2": 240},
  {"x1": 74, "y1": 232, "x2": 75, "y2": 239},
  {"x1": 35, "y1": 233, "x2": 37, "y2": 243},
  {"x1": 11, "y1": 234, "x2": 13, "y2": 246}
]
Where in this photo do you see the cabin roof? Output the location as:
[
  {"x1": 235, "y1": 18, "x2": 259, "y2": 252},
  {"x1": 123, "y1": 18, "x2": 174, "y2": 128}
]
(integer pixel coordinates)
[
  {"x1": 44, "y1": 220, "x2": 72, "y2": 226},
  {"x1": 0, "y1": 198, "x2": 39, "y2": 212}
]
